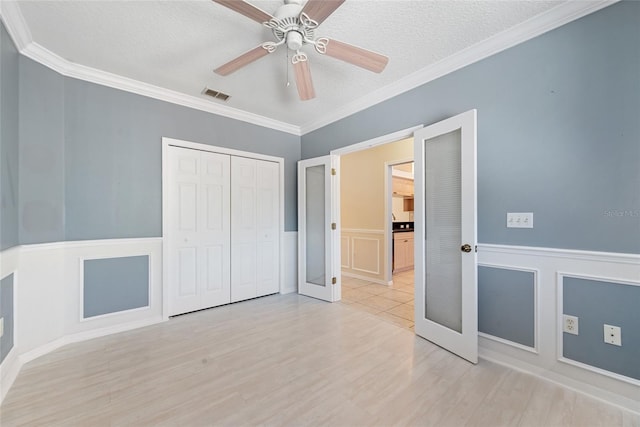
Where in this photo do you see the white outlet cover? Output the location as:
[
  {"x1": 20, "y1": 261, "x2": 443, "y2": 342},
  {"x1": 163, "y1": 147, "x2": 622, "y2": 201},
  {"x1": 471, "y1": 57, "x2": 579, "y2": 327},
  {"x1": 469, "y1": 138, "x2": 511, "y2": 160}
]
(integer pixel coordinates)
[
  {"x1": 563, "y1": 314, "x2": 579, "y2": 335},
  {"x1": 604, "y1": 324, "x2": 622, "y2": 346},
  {"x1": 0, "y1": 317, "x2": 3, "y2": 338}
]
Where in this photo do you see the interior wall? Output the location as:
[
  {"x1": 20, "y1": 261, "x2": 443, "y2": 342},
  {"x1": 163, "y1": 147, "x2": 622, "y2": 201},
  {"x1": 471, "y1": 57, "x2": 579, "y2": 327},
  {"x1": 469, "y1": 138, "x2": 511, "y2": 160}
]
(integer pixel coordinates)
[
  {"x1": 340, "y1": 137, "x2": 412, "y2": 283},
  {"x1": 0, "y1": 22, "x2": 19, "y2": 251},
  {"x1": 302, "y1": 1, "x2": 640, "y2": 255},
  {"x1": 11, "y1": 56, "x2": 302, "y2": 246}
]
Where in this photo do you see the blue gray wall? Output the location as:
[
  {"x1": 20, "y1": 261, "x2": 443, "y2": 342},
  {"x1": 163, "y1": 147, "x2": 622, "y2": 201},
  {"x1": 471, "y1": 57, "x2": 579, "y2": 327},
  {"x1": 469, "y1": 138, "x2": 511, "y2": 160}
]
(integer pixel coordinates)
[
  {"x1": 63, "y1": 77, "x2": 300, "y2": 239},
  {"x1": 563, "y1": 277, "x2": 640, "y2": 381},
  {"x1": 12, "y1": 49, "x2": 300, "y2": 246},
  {"x1": 83, "y1": 256, "x2": 149, "y2": 318},
  {"x1": 19, "y1": 58, "x2": 65, "y2": 244},
  {"x1": 301, "y1": 1, "x2": 640, "y2": 255},
  {"x1": 0, "y1": 274, "x2": 14, "y2": 363},
  {"x1": 478, "y1": 266, "x2": 535, "y2": 348},
  {"x1": 0, "y1": 23, "x2": 20, "y2": 251}
]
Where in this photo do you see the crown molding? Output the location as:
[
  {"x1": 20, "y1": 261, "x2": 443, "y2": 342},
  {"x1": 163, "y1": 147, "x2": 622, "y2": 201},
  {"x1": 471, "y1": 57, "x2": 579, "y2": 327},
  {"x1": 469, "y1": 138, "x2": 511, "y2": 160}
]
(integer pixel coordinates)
[
  {"x1": 2, "y1": 0, "x2": 617, "y2": 137},
  {"x1": 299, "y1": 0, "x2": 618, "y2": 135},
  {"x1": 0, "y1": 1, "x2": 31, "y2": 50},
  {"x1": 0, "y1": 3, "x2": 301, "y2": 136}
]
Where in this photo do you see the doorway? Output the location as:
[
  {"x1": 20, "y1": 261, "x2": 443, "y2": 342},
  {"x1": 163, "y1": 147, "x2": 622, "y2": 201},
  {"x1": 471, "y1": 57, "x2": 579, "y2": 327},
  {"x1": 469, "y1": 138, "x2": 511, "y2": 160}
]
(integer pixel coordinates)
[{"x1": 337, "y1": 138, "x2": 416, "y2": 329}]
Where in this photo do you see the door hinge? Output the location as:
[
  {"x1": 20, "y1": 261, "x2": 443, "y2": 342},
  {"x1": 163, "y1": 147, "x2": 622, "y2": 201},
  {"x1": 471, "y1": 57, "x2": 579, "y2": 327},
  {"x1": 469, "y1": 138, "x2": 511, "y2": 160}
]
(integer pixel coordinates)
[
  {"x1": 332, "y1": 277, "x2": 337, "y2": 285},
  {"x1": 331, "y1": 222, "x2": 336, "y2": 230},
  {"x1": 331, "y1": 168, "x2": 336, "y2": 176},
  {"x1": 475, "y1": 245, "x2": 478, "y2": 253}
]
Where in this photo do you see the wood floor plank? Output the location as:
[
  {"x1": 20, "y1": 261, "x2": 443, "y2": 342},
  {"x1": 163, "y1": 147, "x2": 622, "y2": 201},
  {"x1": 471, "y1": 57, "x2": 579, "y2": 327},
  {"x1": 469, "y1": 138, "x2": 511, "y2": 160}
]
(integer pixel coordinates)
[{"x1": 0, "y1": 294, "x2": 636, "y2": 426}]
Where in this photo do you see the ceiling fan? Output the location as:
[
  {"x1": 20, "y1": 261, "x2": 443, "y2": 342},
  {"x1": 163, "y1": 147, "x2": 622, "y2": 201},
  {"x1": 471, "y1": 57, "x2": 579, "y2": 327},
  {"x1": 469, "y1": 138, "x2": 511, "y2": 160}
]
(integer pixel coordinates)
[{"x1": 212, "y1": 0, "x2": 389, "y2": 101}]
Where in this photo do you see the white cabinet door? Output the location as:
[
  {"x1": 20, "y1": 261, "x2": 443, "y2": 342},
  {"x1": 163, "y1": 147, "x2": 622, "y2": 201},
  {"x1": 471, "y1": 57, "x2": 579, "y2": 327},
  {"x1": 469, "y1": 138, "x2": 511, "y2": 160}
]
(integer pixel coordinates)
[
  {"x1": 231, "y1": 157, "x2": 280, "y2": 302},
  {"x1": 168, "y1": 146, "x2": 231, "y2": 316}
]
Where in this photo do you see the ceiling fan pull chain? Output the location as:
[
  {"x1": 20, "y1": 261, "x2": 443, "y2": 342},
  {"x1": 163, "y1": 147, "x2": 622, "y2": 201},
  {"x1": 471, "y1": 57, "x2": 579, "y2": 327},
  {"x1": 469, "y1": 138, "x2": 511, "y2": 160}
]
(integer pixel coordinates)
[{"x1": 286, "y1": 49, "x2": 291, "y2": 87}]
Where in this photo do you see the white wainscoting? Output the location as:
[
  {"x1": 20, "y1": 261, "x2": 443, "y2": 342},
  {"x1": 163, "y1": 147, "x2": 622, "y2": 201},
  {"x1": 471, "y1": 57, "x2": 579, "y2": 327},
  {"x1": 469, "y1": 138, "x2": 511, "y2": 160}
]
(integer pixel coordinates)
[
  {"x1": 341, "y1": 229, "x2": 386, "y2": 285},
  {"x1": 477, "y1": 244, "x2": 640, "y2": 413},
  {"x1": 0, "y1": 238, "x2": 164, "y2": 403}
]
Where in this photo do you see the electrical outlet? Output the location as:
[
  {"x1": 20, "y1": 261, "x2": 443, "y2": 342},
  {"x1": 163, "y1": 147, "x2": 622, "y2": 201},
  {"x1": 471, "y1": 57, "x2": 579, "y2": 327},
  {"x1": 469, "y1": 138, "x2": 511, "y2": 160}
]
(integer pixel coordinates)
[
  {"x1": 604, "y1": 324, "x2": 622, "y2": 346},
  {"x1": 563, "y1": 314, "x2": 579, "y2": 335},
  {"x1": 0, "y1": 317, "x2": 3, "y2": 338},
  {"x1": 507, "y1": 212, "x2": 534, "y2": 228}
]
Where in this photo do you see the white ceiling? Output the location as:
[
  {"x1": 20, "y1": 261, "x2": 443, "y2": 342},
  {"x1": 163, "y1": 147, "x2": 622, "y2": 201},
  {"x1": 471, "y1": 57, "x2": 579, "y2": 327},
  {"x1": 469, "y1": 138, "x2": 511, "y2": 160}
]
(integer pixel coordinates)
[{"x1": 13, "y1": 0, "x2": 581, "y2": 131}]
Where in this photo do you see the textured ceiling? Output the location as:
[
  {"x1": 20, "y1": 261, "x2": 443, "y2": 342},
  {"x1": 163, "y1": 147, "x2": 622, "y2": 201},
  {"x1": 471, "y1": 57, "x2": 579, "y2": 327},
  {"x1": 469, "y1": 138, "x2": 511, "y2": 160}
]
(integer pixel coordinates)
[{"x1": 17, "y1": 0, "x2": 566, "y2": 128}]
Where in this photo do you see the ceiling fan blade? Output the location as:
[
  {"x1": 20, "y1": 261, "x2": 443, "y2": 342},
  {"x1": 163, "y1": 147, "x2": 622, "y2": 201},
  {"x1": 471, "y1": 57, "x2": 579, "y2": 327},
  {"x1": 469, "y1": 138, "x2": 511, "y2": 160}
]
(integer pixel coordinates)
[
  {"x1": 322, "y1": 38, "x2": 389, "y2": 73},
  {"x1": 214, "y1": 45, "x2": 271, "y2": 76},
  {"x1": 212, "y1": 0, "x2": 273, "y2": 24},
  {"x1": 293, "y1": 58, "x2": 316, "y2": 101},
  {"x1": 300, "y1": 0, "x2": 345, "y2": 25}
]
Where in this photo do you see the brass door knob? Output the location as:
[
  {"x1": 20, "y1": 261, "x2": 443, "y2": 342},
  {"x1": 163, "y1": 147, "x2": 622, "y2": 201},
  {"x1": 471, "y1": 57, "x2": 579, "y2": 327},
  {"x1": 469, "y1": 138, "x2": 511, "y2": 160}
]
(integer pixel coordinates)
[{"x1": 461, "y1": 244, "x2": 472, "y2": 253}]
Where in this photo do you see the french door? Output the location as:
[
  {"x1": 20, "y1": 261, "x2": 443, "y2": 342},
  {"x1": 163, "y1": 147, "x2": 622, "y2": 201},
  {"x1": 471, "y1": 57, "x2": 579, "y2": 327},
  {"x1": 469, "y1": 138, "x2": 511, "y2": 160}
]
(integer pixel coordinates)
[
  {"x1": 414, "y1": 110, "x2": 478, "y2": 363},
  {"x1": 297, "y1": 155, "x2": 341, "y2": 302}
]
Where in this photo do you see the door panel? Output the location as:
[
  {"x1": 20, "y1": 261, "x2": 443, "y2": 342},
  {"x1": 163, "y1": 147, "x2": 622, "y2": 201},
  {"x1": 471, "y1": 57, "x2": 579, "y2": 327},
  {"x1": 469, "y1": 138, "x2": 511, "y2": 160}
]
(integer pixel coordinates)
[
  {"x1": 256, "y1": 161, "x2": 280, "y2": 296},
  {"x1": 414, "y1": 110, "x2": 478, "y2": 363},
  {"x1": 168, "y1": 146, "x2": 231, "y2": 315},
  {"x1": 298, "y1": 156, "x2": 340, "y2": 302}
]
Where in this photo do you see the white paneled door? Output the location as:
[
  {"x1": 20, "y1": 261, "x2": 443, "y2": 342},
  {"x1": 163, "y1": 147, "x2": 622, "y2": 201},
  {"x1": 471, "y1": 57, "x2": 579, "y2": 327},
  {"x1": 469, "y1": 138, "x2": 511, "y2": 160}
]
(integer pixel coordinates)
[
  {"x1": 167, "y1": 146, "x2": 231, "y2": 316},
  {"x1": 231, "y1": 157, "x2": 280, "y2": 302},
  {"x1": 297, "y1": 155, "x2": 341, "y2": 302},
  {"x1": 414, "y1": 110, "x2": 478, "y2": 363}
]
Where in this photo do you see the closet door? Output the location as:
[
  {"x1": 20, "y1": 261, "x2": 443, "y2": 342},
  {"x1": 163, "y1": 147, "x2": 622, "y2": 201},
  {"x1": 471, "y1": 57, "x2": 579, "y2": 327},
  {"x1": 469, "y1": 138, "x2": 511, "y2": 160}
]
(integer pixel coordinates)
[
  {"x1": 231, "y1": 157, "x2": 258, "y2": 302},
  {"x1": 256, "y1": 160, "x2": 280, "y2": 296},
  {"x1": 168, "y1": 147, "x2": 231, "y2": 316},
  {"x1": 231, "y1": 157, "x2": 280, "y2": 302}
]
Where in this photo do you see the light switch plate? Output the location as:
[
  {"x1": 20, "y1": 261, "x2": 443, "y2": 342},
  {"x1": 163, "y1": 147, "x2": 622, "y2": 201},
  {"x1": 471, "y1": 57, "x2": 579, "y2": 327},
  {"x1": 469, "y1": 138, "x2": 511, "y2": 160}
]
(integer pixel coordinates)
[{"x1": 507, "y1": 212, "x2": 533, "y2": 228}]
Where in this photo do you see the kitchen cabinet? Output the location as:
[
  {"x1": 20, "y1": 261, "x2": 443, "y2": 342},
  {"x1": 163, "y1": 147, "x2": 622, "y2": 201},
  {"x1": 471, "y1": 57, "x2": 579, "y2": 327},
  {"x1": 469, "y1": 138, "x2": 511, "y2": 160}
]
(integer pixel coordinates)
[
  {"x1": 392, "y1": 177, "x2": 414, "y2": 197},
  {"x1": 393, "y1": 231, "x2": 414, "y2": 272}
]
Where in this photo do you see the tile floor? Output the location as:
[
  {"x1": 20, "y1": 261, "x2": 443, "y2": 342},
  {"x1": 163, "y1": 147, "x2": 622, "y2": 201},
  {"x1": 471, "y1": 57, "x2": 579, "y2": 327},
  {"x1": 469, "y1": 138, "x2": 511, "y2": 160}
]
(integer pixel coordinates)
[{"x1": 340, "y1": 269, "x2": 415, "y2": 329}]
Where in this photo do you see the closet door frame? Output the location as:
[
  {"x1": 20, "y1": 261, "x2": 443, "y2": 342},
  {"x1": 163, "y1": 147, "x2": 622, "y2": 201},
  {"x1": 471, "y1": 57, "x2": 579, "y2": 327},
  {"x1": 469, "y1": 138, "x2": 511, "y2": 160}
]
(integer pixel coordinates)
[{"x1": 161, "y1": 137, "x2": 285, "y2": 320}]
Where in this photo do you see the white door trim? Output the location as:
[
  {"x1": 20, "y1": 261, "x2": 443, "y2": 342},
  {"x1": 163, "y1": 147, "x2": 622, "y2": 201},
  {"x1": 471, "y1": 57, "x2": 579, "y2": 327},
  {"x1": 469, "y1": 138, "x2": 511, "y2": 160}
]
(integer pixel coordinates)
[
  {"x1": 161, "y1": 137, "x2": 285, "y2": 320},
  {"x1": 330, "y1": 125, "x2": 423, "y2": 156}
]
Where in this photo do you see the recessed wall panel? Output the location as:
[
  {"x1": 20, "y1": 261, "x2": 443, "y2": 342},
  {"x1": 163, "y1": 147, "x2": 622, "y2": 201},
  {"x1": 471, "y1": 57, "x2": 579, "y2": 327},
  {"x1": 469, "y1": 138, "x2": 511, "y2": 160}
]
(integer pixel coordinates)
[
  {"x1": 563, "y1": 276, "x2": 640, "y2": 380},
  {"x1": 478, "y1": 266, "x2": 535, "y2": 348},
  {"x1": 0, "y1": 274, "x2": 14, "y2": 363},
  {"x1": 83, "y1": 256, "x2": 149, "y2": 318}
]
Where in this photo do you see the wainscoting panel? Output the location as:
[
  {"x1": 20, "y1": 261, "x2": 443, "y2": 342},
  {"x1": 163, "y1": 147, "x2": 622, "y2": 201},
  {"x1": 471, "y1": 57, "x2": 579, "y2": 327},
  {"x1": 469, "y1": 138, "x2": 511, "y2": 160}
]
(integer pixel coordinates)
[
  {"x1": 0, "y1": 274, "x2": 15, "y2": 364},
  {"x1": 560, "y1": 274, "x2": 640, "y2": 383},
  {"x1": 341, "y1": 229, "x2": 385, "y2": 284},
  {"x1": 0, "y1": 238, "x2": 164, "y2": 404},
  {"x1": 83, "y1": 255, "x2": 150, "y2": 319},
  {"x1": 478, "y1": 265, "x2": 536, "y2": 351},
  {"x1": 477, "y1": 244, "x2": 640, "y2": 412}
]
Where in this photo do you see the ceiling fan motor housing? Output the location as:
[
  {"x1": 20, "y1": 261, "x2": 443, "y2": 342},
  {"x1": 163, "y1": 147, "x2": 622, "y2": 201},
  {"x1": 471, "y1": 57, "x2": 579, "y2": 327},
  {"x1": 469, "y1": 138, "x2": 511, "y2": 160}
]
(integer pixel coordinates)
[{"x1": 270, "y1": 1, "x2": 314, "y2": 50}]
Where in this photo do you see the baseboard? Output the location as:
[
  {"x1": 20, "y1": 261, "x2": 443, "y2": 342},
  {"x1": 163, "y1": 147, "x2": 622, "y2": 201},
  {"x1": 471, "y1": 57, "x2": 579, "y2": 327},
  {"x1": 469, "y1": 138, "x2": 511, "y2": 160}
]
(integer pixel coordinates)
[
  {"x1": 0, "y1": 348, "x2": 20, "y2": 403},
  {"x1": 0, "y1": 315, "x2": 166, "y2": 405},
  {"x1": 480, "y1": 341, "x2": 640, "y2": 415},
  {"x1": 342, "y1": 271, "x2": 389, "y2": 286}
]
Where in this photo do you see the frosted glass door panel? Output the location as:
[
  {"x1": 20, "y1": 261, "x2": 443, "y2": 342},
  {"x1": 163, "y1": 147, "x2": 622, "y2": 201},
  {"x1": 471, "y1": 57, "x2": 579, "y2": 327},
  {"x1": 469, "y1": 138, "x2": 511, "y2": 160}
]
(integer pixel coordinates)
[
  {"x1": 424, "y1": 130, "x2": 462, "y2": 333},
  {"x1": 305, "y1": 165, "x2": 326, "y2": 287}
]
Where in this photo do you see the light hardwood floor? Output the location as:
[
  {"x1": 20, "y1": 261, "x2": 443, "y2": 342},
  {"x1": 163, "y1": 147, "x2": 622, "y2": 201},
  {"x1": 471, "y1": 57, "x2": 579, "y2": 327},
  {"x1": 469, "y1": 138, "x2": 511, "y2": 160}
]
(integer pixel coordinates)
[{"x1": 1, "y1": 294, "x2": 637, "y2": 426}]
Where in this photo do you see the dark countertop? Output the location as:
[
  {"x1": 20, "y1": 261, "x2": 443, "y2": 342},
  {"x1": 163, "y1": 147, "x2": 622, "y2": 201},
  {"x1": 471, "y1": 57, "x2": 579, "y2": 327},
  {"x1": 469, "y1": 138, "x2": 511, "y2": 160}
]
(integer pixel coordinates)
[{"x1": 392, "y1": 229, "x2": 414, "y2": 233}]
